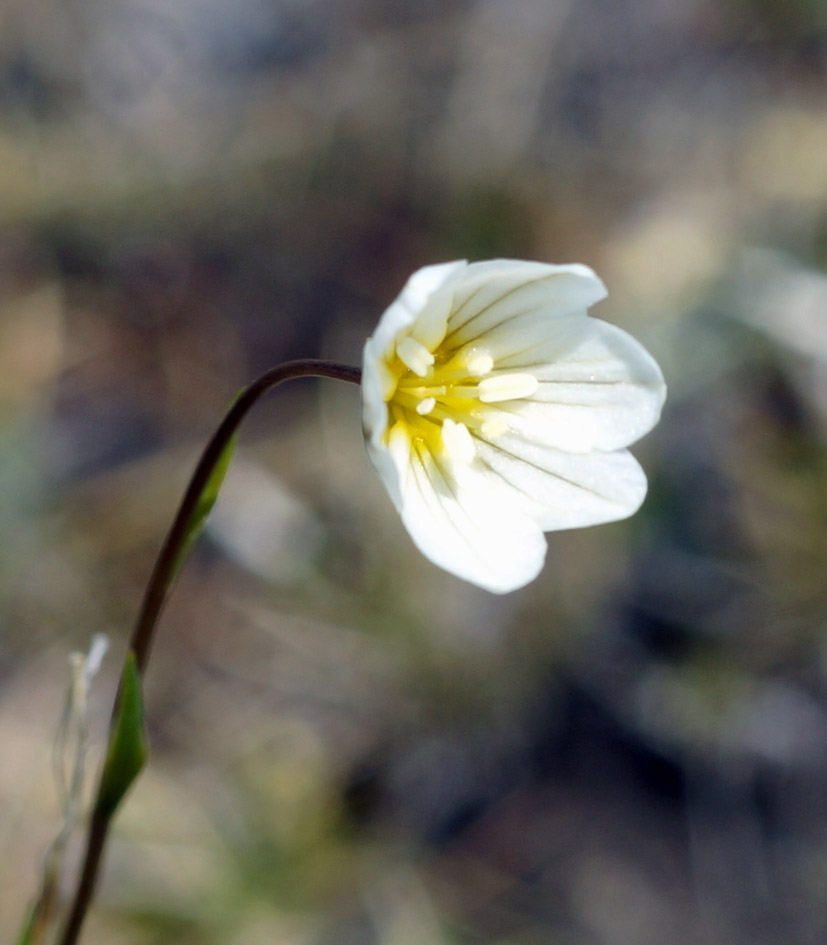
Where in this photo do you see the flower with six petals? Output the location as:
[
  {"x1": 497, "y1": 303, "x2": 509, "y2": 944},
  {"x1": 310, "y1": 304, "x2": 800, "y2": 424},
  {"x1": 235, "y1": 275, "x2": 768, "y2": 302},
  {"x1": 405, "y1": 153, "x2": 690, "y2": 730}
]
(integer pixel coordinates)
[{"x1": 362, "y1": 259, "x2": 666, "y2": 593}]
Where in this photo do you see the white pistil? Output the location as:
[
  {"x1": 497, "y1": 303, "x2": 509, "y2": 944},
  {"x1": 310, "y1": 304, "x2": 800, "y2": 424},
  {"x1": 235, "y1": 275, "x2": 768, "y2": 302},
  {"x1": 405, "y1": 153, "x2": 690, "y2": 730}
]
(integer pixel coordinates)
[
  {"x1": 396, "y1": 336, "x2": 435, "y2": 377},
  {"x1": 478, "y1": 373, "x2": 539, "y2": 403}
]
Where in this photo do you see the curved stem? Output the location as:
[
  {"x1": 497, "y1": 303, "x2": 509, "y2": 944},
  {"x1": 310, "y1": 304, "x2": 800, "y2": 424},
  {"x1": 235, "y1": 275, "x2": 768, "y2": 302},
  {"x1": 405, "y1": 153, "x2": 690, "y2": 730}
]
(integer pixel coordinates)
[{"x1": 57, "y1": 359, "x2": 361, "y2": 945}]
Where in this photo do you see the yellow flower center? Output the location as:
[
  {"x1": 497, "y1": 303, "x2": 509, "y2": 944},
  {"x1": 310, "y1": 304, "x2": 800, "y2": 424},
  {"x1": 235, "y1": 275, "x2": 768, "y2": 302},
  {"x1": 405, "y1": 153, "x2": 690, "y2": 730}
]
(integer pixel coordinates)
[{"x1": 382, "y1": 336, "x2": 539, "y2": 462}]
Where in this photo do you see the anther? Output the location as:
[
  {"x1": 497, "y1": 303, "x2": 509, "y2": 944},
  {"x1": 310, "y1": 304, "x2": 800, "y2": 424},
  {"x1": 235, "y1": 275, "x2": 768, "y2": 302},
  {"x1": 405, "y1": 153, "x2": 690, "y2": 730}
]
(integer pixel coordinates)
[
  {"x1": 478, "y1": 373, "x2": 539, "y2": 403},
  {"x1": 396, "y1": 336, "x2": 435, "y2": 377}
]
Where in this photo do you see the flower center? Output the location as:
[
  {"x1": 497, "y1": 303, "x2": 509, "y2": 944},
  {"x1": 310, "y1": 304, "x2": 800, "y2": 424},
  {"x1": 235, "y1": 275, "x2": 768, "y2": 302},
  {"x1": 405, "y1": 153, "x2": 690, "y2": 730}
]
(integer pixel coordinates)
[{"x1": 383, "y1": 339, "x2": 538, "y2": 462}]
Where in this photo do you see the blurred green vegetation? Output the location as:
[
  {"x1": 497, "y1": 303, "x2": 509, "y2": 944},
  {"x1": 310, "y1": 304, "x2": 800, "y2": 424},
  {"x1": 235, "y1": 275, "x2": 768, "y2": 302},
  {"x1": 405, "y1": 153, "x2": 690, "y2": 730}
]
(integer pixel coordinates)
[{"x1": 3, "y1": 1, "x2": 827, "y2": 943}]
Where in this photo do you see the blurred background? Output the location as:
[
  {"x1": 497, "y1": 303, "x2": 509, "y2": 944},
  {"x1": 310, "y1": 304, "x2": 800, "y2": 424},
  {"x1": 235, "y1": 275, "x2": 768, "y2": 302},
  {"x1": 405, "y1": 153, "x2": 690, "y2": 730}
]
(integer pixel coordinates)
[{"x1": 2, "y1": 0, "x2": 827, "y2": 942}]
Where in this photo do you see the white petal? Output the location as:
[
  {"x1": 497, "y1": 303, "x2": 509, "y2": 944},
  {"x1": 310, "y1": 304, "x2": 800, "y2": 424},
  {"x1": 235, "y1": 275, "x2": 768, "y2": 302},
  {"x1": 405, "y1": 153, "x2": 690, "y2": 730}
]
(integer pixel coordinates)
[
  {"x1": 473, "y1": 432, "x2": 649, "y2": 530},
  {"x1": 468, "y1": 310, "x2": 586, "y2": 364},
  {"x1": 395, "y1": 437, "x2": 547, "y2": 593},
  {"x1": 361, "y1": 340, "x2": 392, "y2": 444},
  {"x1": 399, "y1": 260, "x2": 467, "y2": 319},
  {"x1": 362, "y1": 408, "x2": 404, "y2": 508},
  {"x1": 371, "y1": 261, "x2": 467, "y2": 360},
  {"x1": 443, "y1": 260, "x2": 607, "y2": 350},
  {"x1": 482, "y1": 318, "x2": 666, "y2": 452}
]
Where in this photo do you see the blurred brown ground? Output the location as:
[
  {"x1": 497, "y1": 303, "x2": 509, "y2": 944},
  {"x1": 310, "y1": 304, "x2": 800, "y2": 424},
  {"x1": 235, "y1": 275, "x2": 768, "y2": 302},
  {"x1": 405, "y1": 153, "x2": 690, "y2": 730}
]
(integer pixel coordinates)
[{"x1": 3, "y1": 1, "x2": 827, "y2": 943}]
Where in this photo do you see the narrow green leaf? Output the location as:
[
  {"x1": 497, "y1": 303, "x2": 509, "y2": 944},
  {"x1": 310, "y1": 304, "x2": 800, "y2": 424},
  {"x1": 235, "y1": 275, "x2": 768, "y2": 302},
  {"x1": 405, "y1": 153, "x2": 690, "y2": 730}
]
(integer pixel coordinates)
[
  {"x1": 16, "y1": 878, "x2": 58, "y2": 945},
  {"x1": 15, "y1": 906, "x2": 36, "y2": 945},
  {"x1": 95, "y1": 653, "x2": 149, "y2": 819},
  {"x1": 169, "y1": 433, "x2": 237, "y2": 582}
]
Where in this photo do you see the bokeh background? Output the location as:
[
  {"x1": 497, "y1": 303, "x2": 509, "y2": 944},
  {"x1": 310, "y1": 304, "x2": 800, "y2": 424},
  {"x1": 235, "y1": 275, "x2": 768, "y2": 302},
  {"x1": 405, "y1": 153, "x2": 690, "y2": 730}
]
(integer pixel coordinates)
[{"x1": 3, "y1": 0, "x2": 827, "y2": 942}]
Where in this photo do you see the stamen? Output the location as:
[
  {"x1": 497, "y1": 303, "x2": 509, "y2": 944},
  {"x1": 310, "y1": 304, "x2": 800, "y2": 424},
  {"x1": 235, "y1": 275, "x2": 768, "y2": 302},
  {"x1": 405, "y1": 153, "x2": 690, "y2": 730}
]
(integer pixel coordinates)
[
  {"x1": 441, "y1": 419, "x2": 475, "y2": 465},
  {"x1": 396, "y1": 379, "x2": 448, "y2": 396},
  {"x1": 465, "y1": 351, "x2": 494, "y2": 376},
  {"x1": 396, "y1": 336, "x2": 435, "y2": 377},
  {"x1": 480, "y1": 416, "x2": 510, "y2": 439},
  {"x1": 416, "y1": 397, "x2": 436, "y2": 416},
  {"x1": 440, "y1": 347, "x2": 493, "y2": 378},
  {"x1": 478, "y1": 373, "x2": 539, "y2": 403},
  {"x1": 444, "y1": 384, "x2": 481, "y2": 399}
]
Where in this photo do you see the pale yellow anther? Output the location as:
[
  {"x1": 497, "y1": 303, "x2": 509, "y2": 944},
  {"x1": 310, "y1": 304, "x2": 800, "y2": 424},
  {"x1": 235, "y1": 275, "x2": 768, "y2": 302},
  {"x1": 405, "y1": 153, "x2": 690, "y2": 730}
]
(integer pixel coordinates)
[
  {"x1": 465, "y1": 351, "x2": 494, "y2": 376},
  {"x1": 396, "y1": 336, "x2": 435, "y2": 377},
  {"x1": 480, "y1": 416, "x2": 510, "y2": 439},
  {"x1": 416, "y1": 397, "x2": 436, "y2": 416},
  {"x1": 441, "y1": 418, "x2": 475, "y2": 465},
  {"x1": 478, "y1": 373, "x2": 539, "y2": 403}
]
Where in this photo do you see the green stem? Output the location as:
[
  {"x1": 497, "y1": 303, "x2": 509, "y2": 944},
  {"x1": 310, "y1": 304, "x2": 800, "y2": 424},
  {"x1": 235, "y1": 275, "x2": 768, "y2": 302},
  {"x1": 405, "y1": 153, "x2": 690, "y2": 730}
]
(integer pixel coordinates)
[{"x1": 57, "y1": 359, "x2": 361, "y2": 945}]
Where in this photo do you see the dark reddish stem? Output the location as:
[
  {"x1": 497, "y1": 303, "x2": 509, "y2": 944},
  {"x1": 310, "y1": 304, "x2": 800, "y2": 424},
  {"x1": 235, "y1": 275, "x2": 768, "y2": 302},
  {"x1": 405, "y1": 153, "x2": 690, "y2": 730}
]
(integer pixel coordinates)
[{"x1": 57, "y1": 359, "x2": 361, "y2": 945}]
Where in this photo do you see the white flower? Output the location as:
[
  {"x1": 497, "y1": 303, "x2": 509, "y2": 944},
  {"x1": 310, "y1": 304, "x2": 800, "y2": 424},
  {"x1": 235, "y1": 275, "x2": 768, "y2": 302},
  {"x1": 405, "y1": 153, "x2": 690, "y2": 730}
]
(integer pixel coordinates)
[{"x1": 362, "y1": 259, "x2": 666, "y2": 593}]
